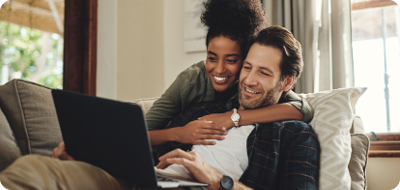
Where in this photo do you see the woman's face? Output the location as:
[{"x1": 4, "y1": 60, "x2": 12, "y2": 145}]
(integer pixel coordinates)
[{"x1": 205, "y1": 36, "x2": 243, "y2": 92}]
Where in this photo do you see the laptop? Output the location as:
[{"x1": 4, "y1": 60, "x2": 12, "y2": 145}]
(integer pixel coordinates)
[{"x1": 51, "y1": 89, "x2": 208, "y2": 189}]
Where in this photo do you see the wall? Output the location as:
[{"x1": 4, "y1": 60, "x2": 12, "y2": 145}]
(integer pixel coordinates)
[
  {"x1": 366, "y1": 158, "x2": 400, "y2": 190},
  {"x1": 163, "y1": 0, "x2": 206, "y2": 89},
  {"x1": 116, "y1": 1, "x2": 165, "y2": 101},
  {"x1": 98, "y1": 0, "x2": 206, "y2": 100},
  {"x1": 97, "y1": 0, "x2": 117, "y2": 99},
  {"x1": 98, "y1": 0, "x2": 166, "y2": 101}
]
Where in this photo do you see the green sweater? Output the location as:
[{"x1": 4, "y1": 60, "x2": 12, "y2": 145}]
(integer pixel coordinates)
[{"x1": 146, "y1": 61, "x2": 313, "y2": 131}]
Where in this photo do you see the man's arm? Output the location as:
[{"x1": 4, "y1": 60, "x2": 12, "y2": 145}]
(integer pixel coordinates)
[{"x1": 156, "y1": 149, "x2": 252, "y2": 190}]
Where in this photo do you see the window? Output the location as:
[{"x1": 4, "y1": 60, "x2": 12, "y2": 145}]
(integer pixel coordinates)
[
  {"x1": 0, "y1": 0, "x2": 64, "y2": 89},
  {"x1": 351, "y1": 0, "x2": 400, "y2": 157},
  {"x1": 0, "y1": 0, "x2": 97, "y2": 95},
  {"x1": 352, "y1": 0, "x2": 400, "y2": 133}
]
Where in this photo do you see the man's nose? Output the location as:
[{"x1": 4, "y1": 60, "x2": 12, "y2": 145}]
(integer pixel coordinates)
[{"x1": 244, "y1": 70, "x2": 258, "y2": 86}]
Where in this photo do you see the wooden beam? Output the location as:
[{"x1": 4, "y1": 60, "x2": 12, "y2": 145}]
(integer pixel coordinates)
[
  {"x1": 63, "y1": 0, "x2": 97, "y2": 95},
  {"x1": 352, "y1": 0, "x2": 397, "y2": 10},
  {"x1": 0, "y1": 8, "x2": 61, "y2": 35},
  {"x1": 10, "y1": 0, "x2": 64, "y2": 14}
]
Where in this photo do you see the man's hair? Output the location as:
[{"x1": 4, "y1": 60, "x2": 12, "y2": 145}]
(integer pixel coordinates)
[
  {"x1": 251, "y1": 26, "x2": 303, "y2": 89},
  {"x1": 201, "y1": 0, "x2": 267, "y2": 58}
]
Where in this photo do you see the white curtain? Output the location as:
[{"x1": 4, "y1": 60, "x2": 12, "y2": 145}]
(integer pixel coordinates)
[{"x1": 263, "y1": 0, "x2": 354, "y2": 93}]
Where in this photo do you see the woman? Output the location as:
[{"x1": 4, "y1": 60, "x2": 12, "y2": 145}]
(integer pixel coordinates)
[{"x1": 148, "y1": 0, "x2": 313, "y2": 146}]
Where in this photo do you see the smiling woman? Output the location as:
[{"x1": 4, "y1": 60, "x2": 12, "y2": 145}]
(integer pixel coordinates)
[{"x1": 205, "y1": 36, "x2": 243, "y2": 92}]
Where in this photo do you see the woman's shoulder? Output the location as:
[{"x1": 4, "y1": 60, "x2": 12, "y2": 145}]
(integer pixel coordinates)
[
  {"x1": 177, "y1": 60, "x2": 208, "y2": 83},
  {"x1": 179, "y1": 60, "x2": 206, "y2": 76}
]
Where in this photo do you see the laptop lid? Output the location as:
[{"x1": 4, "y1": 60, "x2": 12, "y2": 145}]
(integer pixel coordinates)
[
  {"x1": 52, "y1": 89, "x2": 158, "y2": 188},
  {"x1": 51, "y1": 90, "x2": 208, "y2": 188}
]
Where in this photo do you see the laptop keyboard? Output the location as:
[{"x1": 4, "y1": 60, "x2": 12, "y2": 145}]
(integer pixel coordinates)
[{"x1": 157, "y1": 176, "x2": 179, "y2": 183}]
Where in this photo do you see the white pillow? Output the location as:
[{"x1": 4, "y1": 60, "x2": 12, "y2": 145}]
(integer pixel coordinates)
[{"x1": 298, "y1": 87, "x2": 367, "y2": 190}]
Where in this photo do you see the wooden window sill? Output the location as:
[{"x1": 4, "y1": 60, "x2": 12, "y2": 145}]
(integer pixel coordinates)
[
  {"x1": 367, "y1": 133, "x2": 400, "y2": 158},
  {"x1": 369, "y1": 150, "x2": 400, "y2": 157}
]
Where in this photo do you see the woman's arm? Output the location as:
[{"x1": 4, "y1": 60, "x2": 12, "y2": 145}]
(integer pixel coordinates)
[
  {"x1": 149, "y1": 120, "x2": 226, "y2": 146},
  {"x1": 201, "y1": 103, "x2": 303, "y2": 129},
  {"x1": 201, "y1": 90, "x2": 313, "y2": 129},
  {"x1": 146, "y1": 61, "x2": 212, "y2": 131}
]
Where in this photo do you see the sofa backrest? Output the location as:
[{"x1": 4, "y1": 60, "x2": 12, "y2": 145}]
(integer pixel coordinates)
[{"x1": 0, "y1": 79, "x2": 63, "y2": 158}]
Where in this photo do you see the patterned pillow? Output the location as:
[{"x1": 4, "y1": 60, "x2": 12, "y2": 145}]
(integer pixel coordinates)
[{"x1": 298, "y1": 87, "x2": 367, "y2": 190}]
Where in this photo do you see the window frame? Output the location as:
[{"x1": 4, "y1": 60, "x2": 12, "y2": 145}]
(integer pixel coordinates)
[{"x1": 63, "y1": 0, "x2": 97, "y2": 96}]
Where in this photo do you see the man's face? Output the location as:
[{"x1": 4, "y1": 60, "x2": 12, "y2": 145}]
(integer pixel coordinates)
[{"x1": 239, "y1": 43, "x2": 292, "y2": 109}]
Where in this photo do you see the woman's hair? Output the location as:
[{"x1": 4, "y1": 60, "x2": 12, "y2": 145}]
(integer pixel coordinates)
[
  {"x1": 252, "y1": 26, "x2": 303, "y2": 87},
  {"x1": 201, "y1": 0, "x2": 267, "y2": 58}
]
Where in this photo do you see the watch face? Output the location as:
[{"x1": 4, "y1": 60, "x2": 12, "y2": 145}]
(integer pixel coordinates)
[
  {"x1": 231, "y1": 114, "x2": 240, "y2": 121},
  {"x1": 221, "y1": 176, "x2": 234, "y2": 189}
]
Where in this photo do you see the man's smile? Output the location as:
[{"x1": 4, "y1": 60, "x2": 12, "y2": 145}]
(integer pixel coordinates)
[{"x1": 244, "y1": 87, "x2": 260, "y2": 94}]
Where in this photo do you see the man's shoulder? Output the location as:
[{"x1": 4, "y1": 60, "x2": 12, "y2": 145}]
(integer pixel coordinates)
[
  {"x1": 260, "y1": 120, "x2": 312, "y2": 132},
  {"x1": 257, "y1": 120, "x2": 318, "y2": 145}
]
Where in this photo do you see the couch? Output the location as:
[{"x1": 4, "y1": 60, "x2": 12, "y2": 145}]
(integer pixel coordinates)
[{"x1": 0, "y1": 79, "x2": 370, "y2": 189}]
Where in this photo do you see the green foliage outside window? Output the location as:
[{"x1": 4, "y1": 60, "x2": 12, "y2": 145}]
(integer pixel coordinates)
[{"x1": 0, "y1": 20, "x2": 63, "y2": 89}]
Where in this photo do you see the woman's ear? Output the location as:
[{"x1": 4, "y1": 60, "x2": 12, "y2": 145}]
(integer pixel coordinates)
[{"x1": 282, "y1": 76, "x2": 295, "y2": 92}]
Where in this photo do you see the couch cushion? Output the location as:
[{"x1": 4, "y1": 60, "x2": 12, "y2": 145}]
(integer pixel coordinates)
[
  {"x1": 134, "y1": 98, "x2": 159, "y2": 115},
  {"x1": 349, "y1": 133, "x2": 369, "y2": 190},
  {"x1": 0, "y1": 79, "x2": 63, "y2": 156},
  {"x1": 0, "y1": 107, "x2": 22, "y2": 171},
  {"x1": 299, "y1": 87, "x2": 367, "y2": 190}
]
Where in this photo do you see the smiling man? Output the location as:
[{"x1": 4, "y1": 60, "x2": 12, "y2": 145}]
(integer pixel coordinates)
[{"x1": 153, "y1": 26, "x2": 320, "y2": 190}]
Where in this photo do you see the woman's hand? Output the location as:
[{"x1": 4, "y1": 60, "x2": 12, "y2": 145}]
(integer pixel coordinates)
[
  {"x1": 174, "y1": 120, "x2": 227, "y2": 145},
  {"x1": 52, "y1": 142, "x2": 75, "y2": 160},
  {"x1": 199, "y1": 111, "x2": 235, "y2": 130}
]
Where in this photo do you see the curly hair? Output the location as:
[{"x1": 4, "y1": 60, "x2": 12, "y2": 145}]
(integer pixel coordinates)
[{"x1": 201, "y1": 0, "x2": 267, "y2": 57}]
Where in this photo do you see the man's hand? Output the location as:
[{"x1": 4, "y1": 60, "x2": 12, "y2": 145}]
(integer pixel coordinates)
[
  {"x1": 52, "y1": 142, "x2": 75, "y2": 160},
  {"x1": 199, "y1": 111, "x2": 235, "y2": 131},
  {"x1": 174, "y1": 120, "x2": 227, "y2": 145},
  {"x1": 156, "y1": 149, "x2": 223, "y2": 190}
]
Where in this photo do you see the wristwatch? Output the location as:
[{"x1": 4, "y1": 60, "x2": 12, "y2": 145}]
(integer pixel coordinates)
[
  {"x1": 220, "y1": 175, "x2": 234, "y2": 189},
  {"x1": 230, "y1": 108, "x2": 240, "y2": 128}
]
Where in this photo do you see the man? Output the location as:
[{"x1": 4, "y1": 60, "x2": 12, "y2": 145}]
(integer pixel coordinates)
[
  {"x1": 152, "y1": 26, "x2": 320, "y2": 190},
  {"x1": 0, "y1": 26, "x2": 319, "y2": 190}
]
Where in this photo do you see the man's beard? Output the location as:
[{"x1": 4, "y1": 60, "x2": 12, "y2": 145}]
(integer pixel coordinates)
[{"x1": 238, "y1": 81, "x2": 283, "y2": 109}]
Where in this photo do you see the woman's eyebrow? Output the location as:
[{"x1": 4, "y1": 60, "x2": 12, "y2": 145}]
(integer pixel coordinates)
[
  {"x1": 226, "y1": 53, "x2": 241, "y2": 57},
  {"x1": 207, "y1": 51, "x2": 217, "y2": 56},
  {"x1": 207, "y1": 51, "x2": 240, "y2": 58}
]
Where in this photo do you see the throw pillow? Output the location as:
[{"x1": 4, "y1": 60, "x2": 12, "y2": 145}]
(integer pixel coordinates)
[
  {"x1": 0, "y1": 79, "x2": 63, "y2": 156},
  {"x1": 298, "y1": 87, "x2": 367, "y2": 190}
]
